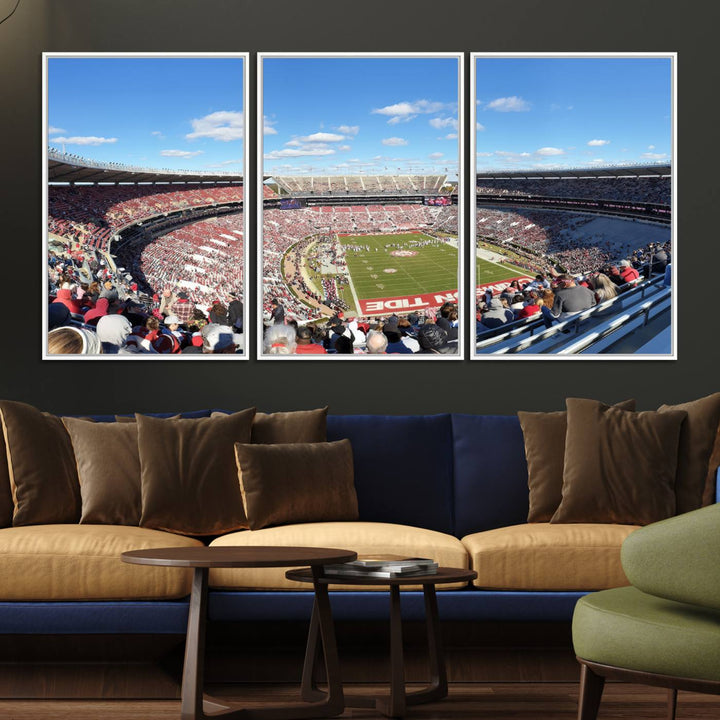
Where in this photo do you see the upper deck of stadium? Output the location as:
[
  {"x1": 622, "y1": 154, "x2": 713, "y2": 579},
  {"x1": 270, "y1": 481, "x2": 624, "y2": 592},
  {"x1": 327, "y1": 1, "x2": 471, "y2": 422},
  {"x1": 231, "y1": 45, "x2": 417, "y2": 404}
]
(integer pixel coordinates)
[
  {"x1": 48, "y1": 147, "x2": 245, "y2": 185},
  {"x1": 476, "y1": 162, "x2": 670, "y2": 180}
]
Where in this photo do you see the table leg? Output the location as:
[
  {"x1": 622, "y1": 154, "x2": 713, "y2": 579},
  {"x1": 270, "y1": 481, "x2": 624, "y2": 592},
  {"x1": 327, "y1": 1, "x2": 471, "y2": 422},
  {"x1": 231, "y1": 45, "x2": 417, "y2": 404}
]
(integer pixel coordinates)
[
  {"x1": 181, "y1": 567, "x2": 209, "y2": 720},
  {"x1": 345, "y1": 583, "x2": 448, "y2": 718},
  {"x1": 375, "y1": 585, "x2": 407, "y2": 718},
  {"x1": 405, "y1": 584, "x2": 447, "y2": 705},
  {"x1": 181, "y1": 566, "x2": 343, "y2": 720}
]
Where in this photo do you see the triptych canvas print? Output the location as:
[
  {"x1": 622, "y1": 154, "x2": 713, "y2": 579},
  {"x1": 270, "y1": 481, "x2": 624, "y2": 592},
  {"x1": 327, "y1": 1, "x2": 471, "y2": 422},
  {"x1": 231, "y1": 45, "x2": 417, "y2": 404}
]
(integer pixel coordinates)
[{"x1": 43, "y1": 52, "x2": 674, "y2": 360}]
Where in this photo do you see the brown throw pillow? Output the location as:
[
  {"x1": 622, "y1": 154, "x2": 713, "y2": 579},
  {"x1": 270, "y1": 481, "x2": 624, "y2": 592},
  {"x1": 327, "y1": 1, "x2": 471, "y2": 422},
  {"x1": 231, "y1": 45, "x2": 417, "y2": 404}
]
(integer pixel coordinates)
[
  {"x1": 235, "y1": 439, "x2": 358, "y2": 530},
  {"x1": 138, "y1": 409, "x2": 256, "y2": 536},
  {"x1": 705, "y1": 426, "x2": 720, "y2": 507},
  {"x1": 519, "y1": 399, "x2": 636, "y2": 522},
  {"x1": 0, "y1": 432, "x2": 13, "y2": 529},
  {"x1": 658, "y1": 393, "x2": 720, "y2": 514},
  {"x1": 0, "y1": 400, "x2": 81, "y2": 525},
  {"x1": 62, "y1": 417, "x2": 141, "y2": 525},
  {"x1": 551, "y1": 398, "x2": 687, "y2": 525},
  {"x1": 212, "y1": 408, "x2": 328, "y2": 444}
]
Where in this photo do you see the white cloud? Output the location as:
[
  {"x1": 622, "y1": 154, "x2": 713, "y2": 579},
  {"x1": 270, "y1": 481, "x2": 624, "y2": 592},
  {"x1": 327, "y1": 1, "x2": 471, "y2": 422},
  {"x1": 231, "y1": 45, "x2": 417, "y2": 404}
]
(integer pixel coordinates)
[
  {"x1": 338, "y1": 144, "x2": 351, "y2": 151},
  {"x1": 48, "y1": 126, "x2": 66, "y2": 135},
  {"x1": 444, "y1": 133, "x2": 458, "y2": 140},
  {"x1": 205, "y1": 159, "x2": 243, "y2": 167},
  {"x1": 588, "y1": 139, "x2": 610, "y2": 146},
  {"x1": 264, "y1": 144, "x2": 335, "y2": 159},
  {"x1": 476, "y1": 152, "x2": 493, "y2": 157},
  {"x1": 373, "y1": 99, "x2": 449, "y2": 125},
  {"x1": 263, "y1": 116, "x2": 278, "y2": 135},
  {"x1": 336, "y1": 125, "x2": 359, "y2": 136},
  {"x1": 300, "y1": 132, "x2": 345, "y2": 143},
  {"x1": 428, "y1": 152, "x2": 444, "y2": 159},
  {"x1": 52, "y1": 136, "x2": 117, "y2": 146},
  {"x1": 160, "y1": 149, "x2": 204, "y2": 158},
  {"x1": 535, "y1": 147, "x2": 565, "y2": 156},
  {"x1": 382, "y1": 137, "x2": 408, "y2": 146},
  {"x1": 642, "y1": 152, "x2": 667, "y2": 160},
  {"x1": 590, "y1": 158, "x2": 605, "y2": 164},
  {"x1": 648, "y1": 144, "x2": 656, "y2": 150},
  {"x1": 186, "y1": 111, "x2": 244, "y2": 142},
  {"x1": 485, "y1": 96, "x2": 530, "y2": 112},
  {"x1": 477, "y1": 122, "x2": 485, "y2": 131},
  {"x1": 429, "y1": 117, "x2": 457, "y2": 130},
  {"x1": 387, "y1": 115, "x2": 415, "y2": 125},
  {"x1": 151, "y1": 130, "x2": 165, "y2": 139}
]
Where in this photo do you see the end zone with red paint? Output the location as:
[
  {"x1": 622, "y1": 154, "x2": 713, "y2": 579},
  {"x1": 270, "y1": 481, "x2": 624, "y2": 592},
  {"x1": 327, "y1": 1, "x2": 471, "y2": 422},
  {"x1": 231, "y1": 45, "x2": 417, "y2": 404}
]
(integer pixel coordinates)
[
  {"x1": 477, "y1": 275, "x2": 533, "y2": 297},
  {"x1": 360, "y1": 290, "x2": 458, "y2": 315}
]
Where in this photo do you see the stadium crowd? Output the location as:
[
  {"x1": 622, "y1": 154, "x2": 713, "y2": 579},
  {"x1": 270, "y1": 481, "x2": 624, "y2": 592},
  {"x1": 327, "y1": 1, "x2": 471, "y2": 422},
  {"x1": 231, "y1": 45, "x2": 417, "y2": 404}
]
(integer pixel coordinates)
[
  {"x1": 48, "y1": 183, "x2": 245, "y2": 251},
  {"x1": 476, "y1": 208, "x2": 667, "y2": 275},
  {"x1": 476, "y1": 176, "x2": 670, "y2": 206},
  {"x1": 476, "y1": 239, "x2": 671, "y2": 337},
  {"x1": 261, "y1": 301, "x2": 459, "y2": 356},
  {"x1": 262, "y1": 204, "x2": 458, "y2": 321}
]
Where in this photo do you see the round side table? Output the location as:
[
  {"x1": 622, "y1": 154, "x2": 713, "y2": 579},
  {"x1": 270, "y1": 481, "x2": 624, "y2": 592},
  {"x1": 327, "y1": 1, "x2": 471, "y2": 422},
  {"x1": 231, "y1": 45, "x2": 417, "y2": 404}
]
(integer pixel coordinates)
[
  {"x1": 123, "y1": 546, "x2": 356, "y2": 720},
  {"x1": 286, "y1": 566, "x2": 477, "y2": 718}
]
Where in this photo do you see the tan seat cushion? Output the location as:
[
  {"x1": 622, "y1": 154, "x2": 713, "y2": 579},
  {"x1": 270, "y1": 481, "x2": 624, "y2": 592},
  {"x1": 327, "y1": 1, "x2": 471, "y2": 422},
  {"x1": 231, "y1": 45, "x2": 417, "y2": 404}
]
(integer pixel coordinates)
[
  {"x1": 209, "y1": 521, "x2": 469, "y2": 591},
  {"x1": 0, "y1": 525, "x2": 203, "y2": 600},
  {"x1": 462, "y1": 523, "x2": 639, "y2": 591}
]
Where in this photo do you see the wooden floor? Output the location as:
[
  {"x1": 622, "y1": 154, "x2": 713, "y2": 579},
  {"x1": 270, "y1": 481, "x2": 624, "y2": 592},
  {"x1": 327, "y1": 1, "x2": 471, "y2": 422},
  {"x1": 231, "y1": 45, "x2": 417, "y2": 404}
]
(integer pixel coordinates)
[{"x1": 1, "y1": 683, "x2": 719, "y2": 719}]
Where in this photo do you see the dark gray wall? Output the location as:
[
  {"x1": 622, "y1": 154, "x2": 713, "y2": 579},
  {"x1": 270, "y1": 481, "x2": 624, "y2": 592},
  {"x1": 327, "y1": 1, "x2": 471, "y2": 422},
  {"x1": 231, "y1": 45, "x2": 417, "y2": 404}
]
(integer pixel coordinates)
[{"x1": 1, "y1": 0, "x2": 716, "y2": 415}]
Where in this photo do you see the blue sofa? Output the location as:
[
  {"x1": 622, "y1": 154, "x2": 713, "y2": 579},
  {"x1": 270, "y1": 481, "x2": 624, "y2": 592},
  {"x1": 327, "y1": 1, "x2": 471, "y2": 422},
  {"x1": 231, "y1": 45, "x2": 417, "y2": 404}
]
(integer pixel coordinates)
[{"x1": 0, "y1": 411, "x2": 648, "y2": 636}]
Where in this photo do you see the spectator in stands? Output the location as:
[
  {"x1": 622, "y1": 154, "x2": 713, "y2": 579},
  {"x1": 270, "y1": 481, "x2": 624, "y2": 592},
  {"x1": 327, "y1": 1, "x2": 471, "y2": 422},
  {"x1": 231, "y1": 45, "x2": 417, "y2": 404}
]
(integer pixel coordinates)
[
  {"x1": 590, "y1": 273, "x2": 618, "y2": 303},
  {"x1": 48, "y1": 303, "x2": 70, "y2": 330},
  {"x1": 480, "y1": 298, "x2": 514, "y2": 330},
  {"x1": 510, "y1": 293, "x2": 526, "y2": 316},
  {"x1": 263, "y1": 323, "x2": 296, "y2": 355},
  {"x1": 201, "y1": 323, "x2": 240, "y2": 354},
  {"x1": 383, "y1": 320, "x2": 413, "y2": 354},
  {"x1": 159, "y1": 288, "x2": 177, "y2": 317},
  {"x1": 365, "y1": 330, "x2": 388, "y2": 354},
  {"x1": 618, "y1": 259, "x2": 640, "y2": 285},
  {"x1": 53, "y1": 283, "x2": 82, "y2": 314},
  {"x1": 170, "y1": 291, "x2": 195, "y2": 325},
  {"x1": 227, "y1": 293, "x2": 243, "y2": 332},
  {"x1": 517, "y1": 291, "x2": 542, "y2": 319},
  {"x1": 436, "y1": 303, "x2": 459, "y2": 342},
  {"x1": 83, "y1": 297, "x2": 109, "y2": 325},
  {"x1": 417, "y1": 323, "x2": 454, "y2": 355},
  {"x1": 270, "y1": 297, "x2": 285, "y2": 325},
  {"x1": 333, "y1": 336, "x2": 354, "y2": 354},
  {"x1": 47, "y1": 326, "x2": 102, "y2": 355},
  {"x1": 96, "y1": 315, "x2": 136, "y2": 354},
  {"x1": 99, "y1": 280, "x2": 119, "y2": 303},
  {"x1": 646, "y1": 246, "x2": 669, "y2": 278},
  {"x1": 209, "y1": 301, "x2": 229, "y2": 326},
  {"x1": 550, "y1": 274, "x2": 596, "y2": 321},
  {"x1": 294, "y1": 325, "x2": 327, "y2": 354}
]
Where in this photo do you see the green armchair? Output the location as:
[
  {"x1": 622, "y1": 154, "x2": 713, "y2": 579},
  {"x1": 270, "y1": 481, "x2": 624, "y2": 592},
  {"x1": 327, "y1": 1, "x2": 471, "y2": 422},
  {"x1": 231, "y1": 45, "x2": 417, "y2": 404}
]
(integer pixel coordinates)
[{"x1": 572, "y1": 503, "x2": 720, "y2": 720}]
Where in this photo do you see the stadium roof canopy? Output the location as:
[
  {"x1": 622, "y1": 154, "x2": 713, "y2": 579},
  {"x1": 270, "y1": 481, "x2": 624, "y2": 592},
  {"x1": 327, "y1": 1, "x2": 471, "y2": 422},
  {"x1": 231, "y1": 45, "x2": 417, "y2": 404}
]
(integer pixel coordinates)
[
  {"x1": 47, "y1": 148, "x2": 244, "y2": 184},
  {"x1": 476, "y1": 163, "x2": 671, "y2": 180}
]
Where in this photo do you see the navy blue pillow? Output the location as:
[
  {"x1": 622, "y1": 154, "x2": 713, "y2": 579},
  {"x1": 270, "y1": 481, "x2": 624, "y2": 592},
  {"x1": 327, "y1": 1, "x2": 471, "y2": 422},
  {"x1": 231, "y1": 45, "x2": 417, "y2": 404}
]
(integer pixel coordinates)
[
  {"x1": 327, "y1": 414, "x2": 454, "y2": 534},
  {"x1": 452, "y1": 414, "x2": 529, "y2": 537}
]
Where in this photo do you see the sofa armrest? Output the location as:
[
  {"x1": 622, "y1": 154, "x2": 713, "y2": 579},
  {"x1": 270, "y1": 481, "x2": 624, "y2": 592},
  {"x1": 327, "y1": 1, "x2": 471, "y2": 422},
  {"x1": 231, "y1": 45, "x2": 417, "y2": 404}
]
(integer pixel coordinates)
[{"x1": 621, "y1": 503, "x2": 720, "y2": 610}]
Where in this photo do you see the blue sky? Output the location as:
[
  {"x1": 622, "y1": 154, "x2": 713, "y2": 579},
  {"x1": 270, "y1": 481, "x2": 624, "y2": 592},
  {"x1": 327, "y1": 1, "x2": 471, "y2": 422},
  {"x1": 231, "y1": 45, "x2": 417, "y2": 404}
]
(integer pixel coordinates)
[
  {"x1": 475, "y1": 56, "x2": 672, "y2": 171},
  {"x1": 48, "y1": 56, "x2": 244, "y2": 172},
  {"x1": 262, "y1": 56, "x2": 460, "y2": 179}
]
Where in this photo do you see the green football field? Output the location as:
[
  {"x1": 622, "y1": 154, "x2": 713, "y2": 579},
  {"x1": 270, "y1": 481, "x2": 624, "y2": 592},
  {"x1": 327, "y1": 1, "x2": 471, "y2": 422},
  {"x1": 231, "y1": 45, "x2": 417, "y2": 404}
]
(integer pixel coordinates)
[
  {"x1": 339, "y1": 233, "x2": 458, "y2": 302},
  {"x1": 476, "y1": 256, "x2": 532, "y2": 285}
]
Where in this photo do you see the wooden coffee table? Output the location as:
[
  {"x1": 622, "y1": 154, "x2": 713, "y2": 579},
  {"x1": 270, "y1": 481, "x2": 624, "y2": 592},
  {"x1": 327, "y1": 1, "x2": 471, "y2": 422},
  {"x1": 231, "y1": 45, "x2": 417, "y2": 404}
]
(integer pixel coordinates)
[
  {"x1": 286, "y1": 566, "x2": 477, "y2": 718},
  {"x1": 122, "y1": 546, "x2": 356, "y2": 720}
]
